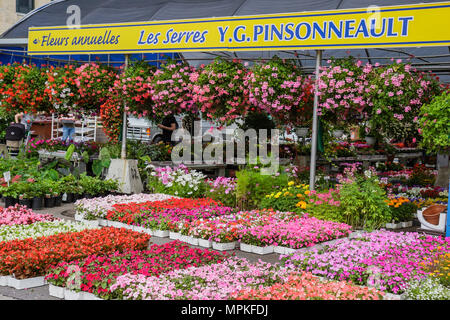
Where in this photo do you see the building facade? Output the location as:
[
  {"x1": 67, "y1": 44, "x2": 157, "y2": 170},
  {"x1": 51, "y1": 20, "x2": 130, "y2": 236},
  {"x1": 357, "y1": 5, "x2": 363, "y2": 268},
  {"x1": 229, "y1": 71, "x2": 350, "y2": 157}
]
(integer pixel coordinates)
[{"x1": 0, "y1": 0, "x2": 52, "y2": 36}]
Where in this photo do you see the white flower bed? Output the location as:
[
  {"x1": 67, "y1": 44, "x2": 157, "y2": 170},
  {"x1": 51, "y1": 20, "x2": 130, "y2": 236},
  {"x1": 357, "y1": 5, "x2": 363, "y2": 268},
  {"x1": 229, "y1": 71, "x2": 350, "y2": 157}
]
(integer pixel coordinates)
[
  {"x1": 74, "y1": 193, "x2": 176, "y2": 219},
  {"x1": 0, "y1": 220, "x2": 100, "y2": 242}
]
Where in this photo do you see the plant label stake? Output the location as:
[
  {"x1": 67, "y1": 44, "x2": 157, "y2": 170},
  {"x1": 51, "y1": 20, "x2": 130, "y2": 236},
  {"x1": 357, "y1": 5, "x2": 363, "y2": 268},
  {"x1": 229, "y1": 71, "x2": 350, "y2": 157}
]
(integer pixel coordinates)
[{"x1": 3, "y1": 171, "x2": 10, "y2": 187}]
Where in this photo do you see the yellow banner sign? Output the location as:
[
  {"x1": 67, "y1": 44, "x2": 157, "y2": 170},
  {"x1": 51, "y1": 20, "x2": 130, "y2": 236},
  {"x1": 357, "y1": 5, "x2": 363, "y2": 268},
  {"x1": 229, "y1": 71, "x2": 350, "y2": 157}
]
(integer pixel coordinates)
[{"x1": 28, "y1": 2, "x2": 450, "y2": 55}]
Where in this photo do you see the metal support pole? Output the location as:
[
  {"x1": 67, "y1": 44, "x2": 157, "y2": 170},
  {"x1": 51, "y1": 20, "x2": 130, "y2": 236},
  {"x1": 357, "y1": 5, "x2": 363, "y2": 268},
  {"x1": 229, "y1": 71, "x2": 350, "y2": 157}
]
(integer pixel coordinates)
[
  {"x1": 309, "y1": 50, "x2": 323, "y2": 191},
  {"x1": 121, "y1": 54, "x2": 130, "y2": 160}
]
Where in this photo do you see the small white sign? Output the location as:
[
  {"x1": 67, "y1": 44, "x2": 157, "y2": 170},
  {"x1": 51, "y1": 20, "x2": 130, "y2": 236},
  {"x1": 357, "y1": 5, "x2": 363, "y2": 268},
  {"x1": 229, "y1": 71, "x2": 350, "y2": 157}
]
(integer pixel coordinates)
[{"x1": 3, "y1": 171, "x2": 10, "y2": 187}]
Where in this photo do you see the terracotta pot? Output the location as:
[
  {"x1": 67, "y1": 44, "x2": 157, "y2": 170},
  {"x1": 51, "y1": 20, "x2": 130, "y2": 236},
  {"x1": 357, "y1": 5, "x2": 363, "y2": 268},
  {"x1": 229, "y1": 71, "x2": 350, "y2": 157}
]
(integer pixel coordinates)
[{"x1": 422, "y1": 204, "x2": 446, "y2": 225}]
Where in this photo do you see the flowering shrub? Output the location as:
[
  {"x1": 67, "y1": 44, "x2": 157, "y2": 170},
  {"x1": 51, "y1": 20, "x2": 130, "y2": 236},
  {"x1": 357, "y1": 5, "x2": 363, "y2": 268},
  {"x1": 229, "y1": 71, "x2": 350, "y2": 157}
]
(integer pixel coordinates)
[
  {"x1": 0, "y1": 227, "x2": 149, "y2": 279},
  {"x1": 193, "y1": 58, "x2": 249, "y2": 125},
  {"x1": 150, "y1": 61, "x2": 197, "y2": 120},
  {"x1": 248, "y1": 56, "x2": 314, "y2": 127},
  {"x1": 110, "y1": 257, "x2": 293, "y2": 300},
  {"x1": 75, "y1": 193, "x2": 175, "y2": 219},
  {"x1": 146, "y1": 164, "x2": 207, "y2": 198},
  {"x1": 281, "y1": 230, "x2": 450, "y2": 294},
  {"x1": 0, "y1": 204, "x2": 56, "y2": 227},
  {"x1": 231, "y1": 273, "x2": 384, "y2": 300},
  {"x1": 0, "y1": 220, "x2": 99, "y2": 242},
  {"x1": 45, "y1": 241, "x2": 228, "y2": 299}
]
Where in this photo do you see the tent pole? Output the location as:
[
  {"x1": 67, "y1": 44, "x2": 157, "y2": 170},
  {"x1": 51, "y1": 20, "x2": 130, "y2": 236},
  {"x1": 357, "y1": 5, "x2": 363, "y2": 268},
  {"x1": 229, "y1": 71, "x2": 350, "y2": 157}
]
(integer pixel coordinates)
[
  {"x1": 121, "y1": 54, "x2": 130, "y2": 160},
  {"x1": 309, "y1": 49, "x2": 323, "y2": 191}
]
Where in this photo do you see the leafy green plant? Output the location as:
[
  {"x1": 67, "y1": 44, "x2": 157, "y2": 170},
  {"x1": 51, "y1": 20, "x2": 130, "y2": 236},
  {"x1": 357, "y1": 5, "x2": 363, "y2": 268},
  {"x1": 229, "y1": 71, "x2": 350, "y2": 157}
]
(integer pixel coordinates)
[
  {"x1": 236, "y1": 169, "x2": 289, "y2": 209},
  {"x1": 419, "y1": 92, "x2": 450, "y2": 154}
]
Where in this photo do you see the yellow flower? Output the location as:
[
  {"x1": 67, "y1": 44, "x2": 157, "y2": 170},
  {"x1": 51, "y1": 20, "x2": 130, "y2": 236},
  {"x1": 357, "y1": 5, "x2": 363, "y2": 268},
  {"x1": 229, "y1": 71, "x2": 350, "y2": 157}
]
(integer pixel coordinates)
[
  {"x1": 288, "y1": 181, "x2": 295, "y2": 186},
  {"x1": 304, "y1": 190, "x2": 310, "y2": 195}
]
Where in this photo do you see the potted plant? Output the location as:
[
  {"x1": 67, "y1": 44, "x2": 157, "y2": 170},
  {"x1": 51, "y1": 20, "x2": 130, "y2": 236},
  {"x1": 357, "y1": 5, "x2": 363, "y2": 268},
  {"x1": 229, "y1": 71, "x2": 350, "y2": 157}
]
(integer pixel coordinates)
[
  {"x1": 30, "y1": 181, "x2": 43, "y2": 211},
  {"x1": 42, "y1": 180, "x2": 56, "y2": 208}
]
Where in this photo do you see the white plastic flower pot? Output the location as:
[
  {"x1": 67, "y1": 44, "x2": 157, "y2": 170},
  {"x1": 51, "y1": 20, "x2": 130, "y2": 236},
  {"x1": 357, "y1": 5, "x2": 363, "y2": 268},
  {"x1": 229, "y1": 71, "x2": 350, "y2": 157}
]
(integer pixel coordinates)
[
  {"x1": 239, "y1": 243, "x2": 254, "y2": 253},
  {"x1": 252, "y1": 245, "x2": 274, "y2": 255},
  {"x1": 212, "y1": 241, "x2": 236, "y2": 251},
  {"x1": 48, "y1": 284, "x2": 65, "y2": 299},
  {"x1": 169, "y1": 232, "x2": 180, "y2": 240},
  {"x1": 198, "y1": 239, "x2": 212, "y2": 248},
  {"x1": 8, "y1": 276, "x2": 46, "y2": 289},
  {"x1": 64, "y1": 289, "x2": 83, "y2": 300},
  {"x1": 153, "y1": 230, "x2": 169, "y2": 238}
]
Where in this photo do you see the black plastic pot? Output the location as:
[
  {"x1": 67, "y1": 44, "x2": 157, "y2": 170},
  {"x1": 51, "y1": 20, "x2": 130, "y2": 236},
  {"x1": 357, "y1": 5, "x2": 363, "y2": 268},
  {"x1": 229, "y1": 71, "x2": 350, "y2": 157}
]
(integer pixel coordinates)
[
  {"x1": 32, "y1": 197, "x2": 43, "y2": 211},
  {"x1": 19, "y1": 198, "x2": 32, "y2": 209},
  {"x1": 4, "y1": 197, "x2": 18, "y2": 208},
  {"x1": 54, "y1": 196, "x2": 62, "y2": 207},
  {"x1": 44, "y1": 196, "x2": 55, "y2": 208}
]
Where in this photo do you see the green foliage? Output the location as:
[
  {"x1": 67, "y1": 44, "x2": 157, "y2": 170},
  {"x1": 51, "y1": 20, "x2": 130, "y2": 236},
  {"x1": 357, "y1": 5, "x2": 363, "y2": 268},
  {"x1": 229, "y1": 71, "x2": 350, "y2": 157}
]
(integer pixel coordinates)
[
  {"x1": 389, "y1": 201, "x2": 417, "y2": 223},
  {"x1": 419, "y1": 91, "x2": 450, "y2": 154},
  {"x1": 236, "y1": 169, "x2": 289, "y2": 209}
]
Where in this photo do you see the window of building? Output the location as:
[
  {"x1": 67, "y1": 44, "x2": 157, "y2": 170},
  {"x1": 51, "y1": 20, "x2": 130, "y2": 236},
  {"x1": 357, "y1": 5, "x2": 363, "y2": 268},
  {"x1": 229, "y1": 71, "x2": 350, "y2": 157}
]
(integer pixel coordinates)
[{"x1": 16, "y1": 0, "x2": 35, "y2": 14}]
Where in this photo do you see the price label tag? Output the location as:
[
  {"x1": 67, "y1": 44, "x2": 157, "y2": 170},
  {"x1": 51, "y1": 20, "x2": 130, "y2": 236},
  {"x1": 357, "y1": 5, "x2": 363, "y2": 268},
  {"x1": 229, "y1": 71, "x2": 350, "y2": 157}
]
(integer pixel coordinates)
[{"x1": 3, "y1": 171, "x2": 11, "y2": 187}]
